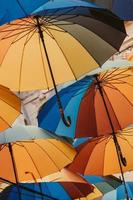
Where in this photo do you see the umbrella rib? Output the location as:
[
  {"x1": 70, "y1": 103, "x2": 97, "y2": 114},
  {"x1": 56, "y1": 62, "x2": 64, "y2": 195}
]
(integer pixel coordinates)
[
  {"x1": 34, "y1": 141, "x2": 61, "y2": 171},
  {"x1": 18, "y1": 29, "x2": 36, "y2": 92},
  {"x1": 23, "y1": 28, "x2": 37, "y2": 46},
  {"x1": 0, "y1": 20, "x2": 27, "y2": 31},
  {"x1": 45, "y1": 7, "x2": 77, "y2": 23},
  {"x1": 117, "y1": 135, "x2": 133, "y2": 149},
  {"x1": 100, "y1": 68, "x2": 119, "y2": 80},
  {"x1": 21, "y1": 142, "x2": 43, "y2": 180},
  {"x1": 0, "y1": 28, "x2": 32, "y2": 67},
  {"x1": 103, "y1": 68, "x2": 130, "y2": 81},
  {"x1": 0, "y1": 26, "x2": 32, "y2": 32},
  {"x1": 44, "y1": 26, "x2": 66, "y2": 33},
  {"x1": 45, "y1": 28, "x2": 78, "y2": 80},
  {"x1": 102, "y1": 88, "x2": 122, "y2": 130},
  {"x1": 0, "y1": 25, "x2": 31, "y2": 40},
  {"x1": 45, "y1": 140, "x2": 74, "y2": 161},
  {"x1": 54, "y1": 23, "x2": 102, "y2": 68},
  {"x1": 41, "y1": 27, "x2": 55, "y2": 38},
  {"x1": 48, "y1": 22, "x2": 75, "y2": 26},
  {"x1": 0, "y1": 115, "x2": 12, "y2": 128},
  {"x1": 104, "y1": 72, "x2": 132, "y2": 82},
  {"x1": 107, "y1": 83, "x2": 133, "y2": 107},
  {"x1": 2, "y1": 27, "x2": 34, "y2": 40},
  {"x1": 20, "y1": 18, "x2": 36, "y2": 26}
]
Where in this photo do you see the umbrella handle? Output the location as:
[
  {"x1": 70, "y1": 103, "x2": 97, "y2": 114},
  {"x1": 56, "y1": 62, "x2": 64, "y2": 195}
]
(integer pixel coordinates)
[{"x1": 60, "y1": 108, "x2": 71, "y2": 127}]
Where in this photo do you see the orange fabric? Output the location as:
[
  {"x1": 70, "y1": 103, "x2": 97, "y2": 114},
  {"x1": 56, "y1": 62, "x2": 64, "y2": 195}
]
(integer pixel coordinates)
[
  {"x1": 0, "y1": 85, "x2": 20, "y2": 131},
  {"x1": 0, "y1": 139, "x2": 76, "y2": 182},
  {"x1": 69, "y1": 128, "x2": 133, "y2": 176},
  {"x1": 76, "y1": 68, "x2": 133, "y2": 138}
]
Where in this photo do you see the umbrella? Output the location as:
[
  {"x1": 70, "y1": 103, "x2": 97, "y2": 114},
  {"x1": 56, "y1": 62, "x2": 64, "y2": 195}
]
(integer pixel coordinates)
[
  {"x1": 0, "y1": 129, "x2": 76, "y2": 200},
  {"x1": 38, "y1": 67, "x2": 133, "y2": 138},
  {"x1": 0, "y1": 124, "x2": 69, "y2": 143},
  {"x1": 0, "y1": 85, "x2": 21, "y2": 132},
  {"x1": 0, "y1": 180, "x2": 94, "y2": 200},
  {"x1": 0, "y1": 0, "x2": 49, "y2": 25},
  {"x1": 84, "y1": 175, "x2": 122, "y2": 192},
  {"x1": 103, "y1": 182, "x2": 133, "y2": 200},
  {"x1": 87, "y1": 0, "x2": 133, "y2": 20},
  {"x1": 0, "y1": 2, "x2": 126, "y2": 126},
  {"x1": 69, "y1": 128, "x2": 133, "y2": 199}
]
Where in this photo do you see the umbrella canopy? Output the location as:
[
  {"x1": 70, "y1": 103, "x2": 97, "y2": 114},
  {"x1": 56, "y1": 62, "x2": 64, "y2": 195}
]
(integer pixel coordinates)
[
  {"x1": 0, "y1": 85, "x2": 21, "y2": 132},
  {"x1": 68, "y1": 127, "x2": 133, "y2": 176},
  {"x1": 43, "y1": 168, "x2": 89, "y2": 183},
  {"x1": 0, "y1": 0, "x2": 49, "y2": 25},
  {"x1": 0, "y1": 137, "x2": 76, "y2": 183},
  {"x1": 0, "y1": 180, "x2": 94, "y2": 200},
  {"x1": 103, "y1": 182, "x2": 133, "y2": 200},
  {"x1": 0, "y1": 2, "x2": 126, "y2": 127},
  {"x1": 88, "y1": 0, "x2": 133, "y2": 20},
  {"x1": 38, "y1": 67, "x2": 133, "y2": 138},
  {"x1": 0, "y1": 5, "x2": 126, "y2": 92},
  {"x1": 0, "y1": 125, "x2": 67, "y2": 143}
]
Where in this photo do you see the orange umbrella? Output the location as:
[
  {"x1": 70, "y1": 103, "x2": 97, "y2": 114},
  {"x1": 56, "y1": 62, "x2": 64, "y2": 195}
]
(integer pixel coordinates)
[
  {"x1": 69, "y1": 127, "x2": 133, "y2": 199},
  {"x1": 0, "y1": 85, "x2": 20, "y2": 131},
  {"x1": 0, "y1": 139, "x2": 76, "y2": 183},
  {"x1": 0, "y1": 138, "x2": 76, "y2": 200},
  {"x1": 75, "y1": 67, "x2": 133, "y2": 138},
  {"x1": 69, "y1": 128, "x2": 133, "y2": 175}
]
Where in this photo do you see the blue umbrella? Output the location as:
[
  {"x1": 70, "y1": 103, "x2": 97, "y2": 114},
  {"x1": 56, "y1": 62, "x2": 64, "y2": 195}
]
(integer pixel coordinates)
[
  {"x1": 34, "y1": 0, "x2": 99, "y2": 13},
  {"x1": 103, "y1": 182, "x2": 133, "y2": 200},
  {"x1": 0, "y1": 0, "x2": 49, "y2": 25},
  {"x1": 0, "y1": 0, "x2": 95, "y2": 25},
  {"x1": 38, "y1": 76, "x2": 94, "y2": 138},
  {"x1": 0, "y1": 181, "x2": 94, "y2": 200}
]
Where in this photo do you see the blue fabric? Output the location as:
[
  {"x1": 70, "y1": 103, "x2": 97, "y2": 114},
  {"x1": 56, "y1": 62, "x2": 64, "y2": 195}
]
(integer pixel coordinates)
[
  {"x1": 34, "y1": 0, "x2": 99, "y2": 14},
  {"x1": 112, "y1": 0, "x2": 133, "y2": 20},
  {"x1": 0, "y1": 0, "x2": 100, "y2": 25},
  {"x1": 0, "y1": 0, "x2": 49, "y2": 25},
  {"x1": 73, "y1": 137, "x2": 90, "y2": 147},
  {"x1": 1, "y1": 182, "x2": 72, "y2": 200},
  {"x1": 84, "y1": 175, "x2": 105, "y2": 184},
  {"x1": 117, "y1": 182, "x2": 133, "y2": 199},
  {"x1": 38, "y1": 76, "x2": 94, "y2": 138},
  {"x1": 103, "y1": 182, "x2": 133, "y2": 200}
]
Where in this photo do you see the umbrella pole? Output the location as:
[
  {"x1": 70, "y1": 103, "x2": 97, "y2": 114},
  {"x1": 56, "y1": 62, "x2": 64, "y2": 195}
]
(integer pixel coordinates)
[
  {"x1": 35, "y1": 16, "x2": 71, "y2": 127},
  {"x1": 95, "y1": 75, "x2": 129, "y2": 200},
  {"x1": 8, "y1": 143, "x2": 22, "y2": 200}
]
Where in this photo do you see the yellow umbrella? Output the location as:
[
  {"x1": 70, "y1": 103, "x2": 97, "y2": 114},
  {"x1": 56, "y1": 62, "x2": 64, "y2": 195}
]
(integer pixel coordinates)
[
  {"x1": 0, "y1": 10, "x2": 126, "y2": 126},
  {"x1": 0, "y1": 85, "x2": 20, "y2": 131}
]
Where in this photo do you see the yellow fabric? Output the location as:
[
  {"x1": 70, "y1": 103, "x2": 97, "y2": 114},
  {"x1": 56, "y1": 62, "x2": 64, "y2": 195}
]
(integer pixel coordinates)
[{"x1": 0, "y1": 19, "x2": 98, "y2": 91}]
